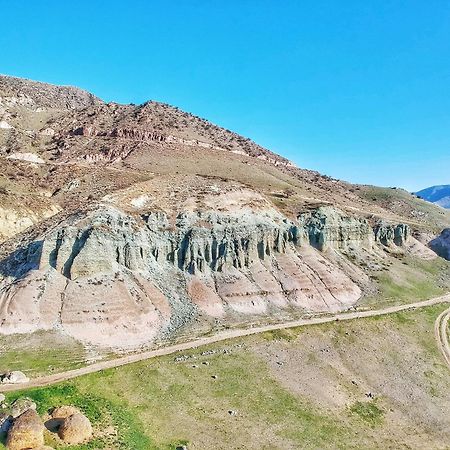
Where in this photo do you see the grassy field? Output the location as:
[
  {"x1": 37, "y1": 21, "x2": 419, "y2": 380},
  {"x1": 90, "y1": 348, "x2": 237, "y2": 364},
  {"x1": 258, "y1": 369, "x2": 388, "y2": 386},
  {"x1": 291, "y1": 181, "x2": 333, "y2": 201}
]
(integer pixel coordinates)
[
  {"x1": 360, "y1": 254, "x2": 450, "y2": 308},
  {"x1": 2, "y1": 304, "x2": 449, "y2": 449},
  {"x1": 0, "y1": 331, "x2": 115, "y2": 378}
]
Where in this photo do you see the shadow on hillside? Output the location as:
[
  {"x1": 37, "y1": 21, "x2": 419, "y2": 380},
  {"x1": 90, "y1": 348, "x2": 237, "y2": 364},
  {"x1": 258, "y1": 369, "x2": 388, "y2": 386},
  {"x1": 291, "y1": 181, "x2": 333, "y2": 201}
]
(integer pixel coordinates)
[
  {"x1": 429, "y1": 229, "x2": 450, "y2": 261},
  {"x1": 0, "y1": 240, "x2": 43, "y2": 279}
]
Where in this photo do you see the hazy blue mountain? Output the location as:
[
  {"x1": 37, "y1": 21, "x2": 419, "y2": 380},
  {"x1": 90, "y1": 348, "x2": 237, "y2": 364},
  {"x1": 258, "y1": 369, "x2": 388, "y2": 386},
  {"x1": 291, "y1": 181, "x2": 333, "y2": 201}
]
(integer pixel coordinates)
[{"x1": 416, "y1": 185, "x2": 450, "y2": 209}]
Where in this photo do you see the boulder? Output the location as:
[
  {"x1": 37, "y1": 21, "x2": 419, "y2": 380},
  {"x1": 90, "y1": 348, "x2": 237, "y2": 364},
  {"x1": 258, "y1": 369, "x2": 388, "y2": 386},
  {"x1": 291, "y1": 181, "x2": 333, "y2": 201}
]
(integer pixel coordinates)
[
  {"x1": 0, "y1": 371, "x2": 29, "y2": 384},
  {"x1": 58, "y1": 413, "x2": 92, "y2": 444},
  {"x1": 11, "y1": 397, "x2": 37, "y2": 418},
  {"x1": 46, "y1": 405, "x2": 81, "y2": 432},
  {"x1": 6, "y1": 409, "x2": 44, "y2": 450},
  {"x1": 51, "y1": 405, "x2": 80, "y2": 420},
  {"x1": 0, "y1": 393, "x2": 5, "y2": 402}
]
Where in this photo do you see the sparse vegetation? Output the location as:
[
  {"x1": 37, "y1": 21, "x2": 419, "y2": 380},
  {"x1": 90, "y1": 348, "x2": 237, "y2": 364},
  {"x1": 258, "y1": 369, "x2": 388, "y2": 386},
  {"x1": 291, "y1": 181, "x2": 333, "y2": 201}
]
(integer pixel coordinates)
[
  {"x1": 361, "y1": 255, "x2": 450, "y2": 308},
  {"x1": 349, "y1": 401, "x2": 384, "y2": 426},
  {"x1": 2, "y1": 305, "x2": 449, "y2": 449},
  {"x1": 0, "y1": 332, "x2": 114, "y2": 377},
  {"x1": 356, "y1": 185, "x2": 450, "y2": 231},
  {"x1": 263, "y1": 328, "x2": 296, "y2": 342}
]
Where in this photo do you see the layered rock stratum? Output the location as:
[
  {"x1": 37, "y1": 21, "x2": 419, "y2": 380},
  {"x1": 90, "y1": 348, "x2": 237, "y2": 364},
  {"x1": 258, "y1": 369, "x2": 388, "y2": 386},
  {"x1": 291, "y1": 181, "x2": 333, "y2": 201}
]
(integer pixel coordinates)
[{"x1": 0, "y1": 75, "x2": 449, "y2": 349}]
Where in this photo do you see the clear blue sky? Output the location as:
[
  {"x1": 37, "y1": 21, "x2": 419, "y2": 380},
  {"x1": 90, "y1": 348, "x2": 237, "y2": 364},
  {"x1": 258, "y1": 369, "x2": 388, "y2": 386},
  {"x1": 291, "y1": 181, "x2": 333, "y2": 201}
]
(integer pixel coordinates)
[{"x1": 1, "y1": 1, "x2": 449, "y2": 191}]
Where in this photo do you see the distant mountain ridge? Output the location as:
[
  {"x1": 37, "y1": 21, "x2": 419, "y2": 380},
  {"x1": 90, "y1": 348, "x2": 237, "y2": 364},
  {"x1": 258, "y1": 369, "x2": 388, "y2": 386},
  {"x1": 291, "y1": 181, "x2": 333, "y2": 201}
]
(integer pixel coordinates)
[{"x1": 416, "y1": 185, "x2": 450, "y2": 209}]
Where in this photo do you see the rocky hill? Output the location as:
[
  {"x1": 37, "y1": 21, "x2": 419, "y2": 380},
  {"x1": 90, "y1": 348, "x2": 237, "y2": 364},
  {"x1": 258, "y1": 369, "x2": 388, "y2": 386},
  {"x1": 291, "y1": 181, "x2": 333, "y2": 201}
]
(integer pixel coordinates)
[
  {"x1": 416, "y1": 185, "x2": 450, "y2": 209},
  {"x1": 0, "y1": 75, "x2": 449, "y2": 350},
  {"x1": 0, "y1": 74, "x2": 100, "y2": 109}
]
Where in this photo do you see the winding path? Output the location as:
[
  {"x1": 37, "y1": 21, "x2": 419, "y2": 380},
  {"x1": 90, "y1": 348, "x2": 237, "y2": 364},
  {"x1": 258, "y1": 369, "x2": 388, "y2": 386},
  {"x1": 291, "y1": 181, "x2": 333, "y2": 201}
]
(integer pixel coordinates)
[
  {"x1": 435, "y1": 305, "x2": 450, "y2": 368},
  {"x1": 2, "y1": 294, "x2": 450, "y2": 393}
]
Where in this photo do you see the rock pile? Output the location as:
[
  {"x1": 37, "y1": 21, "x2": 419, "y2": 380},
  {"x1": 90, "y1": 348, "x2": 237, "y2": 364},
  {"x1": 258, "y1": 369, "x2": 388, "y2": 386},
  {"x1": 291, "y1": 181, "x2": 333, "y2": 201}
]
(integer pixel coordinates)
[{"x1": 0, "y1": 397, "x2": 93, "y2": 450}]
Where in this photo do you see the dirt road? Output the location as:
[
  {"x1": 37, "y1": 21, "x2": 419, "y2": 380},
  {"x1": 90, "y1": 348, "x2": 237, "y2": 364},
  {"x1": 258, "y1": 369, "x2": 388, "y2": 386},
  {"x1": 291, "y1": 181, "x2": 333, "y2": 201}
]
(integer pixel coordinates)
[
  {"x1": 435, "y1": 305, "x2": 450, "y2": 369},
  {"x1": 2, "y1": 294, "x2": 450, "y2": 393}
]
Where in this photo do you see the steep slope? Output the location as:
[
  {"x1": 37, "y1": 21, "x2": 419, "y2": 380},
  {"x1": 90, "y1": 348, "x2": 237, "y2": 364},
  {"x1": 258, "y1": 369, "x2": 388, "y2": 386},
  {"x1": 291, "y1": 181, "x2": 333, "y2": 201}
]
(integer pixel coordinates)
[
  {"x1": 0, "y1": 190, "x2": 360, "y2": 347},
  {"x1": 352, "y1": 184, "x2": 450, "y2": 231},
  {"x1": 416, "y1": 185, "x2": 450, "y2": 209},
  {"x1": 0, "y1": 75, "x2": 449, "y2": 350},
  {"x1": 430, "y1": 228, "x2": 450, "y2": 260},
  {"x1": 0, "y1": 75, "x2": 103, "y2": 240},
  {"x1": 0, "y1": 182, "x2": 436, "y2": 348},
  {"x1": 2, "y1": 75, "x2": 449, "y2": 233}
]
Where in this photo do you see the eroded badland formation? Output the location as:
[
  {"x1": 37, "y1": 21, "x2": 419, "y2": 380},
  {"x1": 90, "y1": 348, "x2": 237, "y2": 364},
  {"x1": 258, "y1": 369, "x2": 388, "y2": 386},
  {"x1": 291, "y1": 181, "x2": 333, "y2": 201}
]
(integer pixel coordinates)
[{"x1": 1, "y1": 74, "x2": 450, "y2": 351}]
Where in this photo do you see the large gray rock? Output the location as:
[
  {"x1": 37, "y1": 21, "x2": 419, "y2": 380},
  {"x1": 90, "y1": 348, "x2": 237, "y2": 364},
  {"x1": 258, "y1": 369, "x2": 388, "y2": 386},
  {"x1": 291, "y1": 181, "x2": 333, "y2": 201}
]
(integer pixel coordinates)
[
  {"x1": 37, "y1": 206, "x2": 300, "y2": 277},
  {"x1": 373, "y1": 222, "x2": 410, "y2": 247},
  {"x1": 430, "y1": 229, "x2": 450, "y2": 260},
  {"x1": 0, "y1": 371, "x2": 29, "y2": 384},
  {"x1": 10, "y1": 397, "x2": 37, "y2": 418},
  {"x1": 297, "y1": 206, "x2": 372, "y2": 251}
]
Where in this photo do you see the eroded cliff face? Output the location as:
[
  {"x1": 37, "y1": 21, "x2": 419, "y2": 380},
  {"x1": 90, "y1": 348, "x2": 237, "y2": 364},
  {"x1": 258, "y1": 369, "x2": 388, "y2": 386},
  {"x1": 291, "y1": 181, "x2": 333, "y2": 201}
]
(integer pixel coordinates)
[
  {"x1": 430, "y1": 229, "x2": 450, "y2": 260},
  {"x1": 0, "y1": 196, "x2": 419, "y2": 349},
  {"x1": 297, "y1": 207, "x2": 373, "y2": 251},
  {"x1": 374, "y1": 222, "x2": 410, "y2": 247},
  {"x1": 297, "y1": 207, "x2": 413, "y2": 251}
]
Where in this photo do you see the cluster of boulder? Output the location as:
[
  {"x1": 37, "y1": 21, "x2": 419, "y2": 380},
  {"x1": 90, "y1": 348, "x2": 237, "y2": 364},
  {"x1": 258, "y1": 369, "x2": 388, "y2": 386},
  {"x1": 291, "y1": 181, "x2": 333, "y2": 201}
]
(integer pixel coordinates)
[{"x1": 0, "y1": 396, "x2": 92, "y2": 449}]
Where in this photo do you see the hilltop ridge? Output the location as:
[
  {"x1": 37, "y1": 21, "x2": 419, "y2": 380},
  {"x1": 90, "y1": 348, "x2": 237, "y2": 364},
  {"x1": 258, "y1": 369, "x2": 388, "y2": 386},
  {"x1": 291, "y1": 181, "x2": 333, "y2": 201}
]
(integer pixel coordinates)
[{"x1": 416, "y1": 185, "x2": 450, "y2": 209}]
